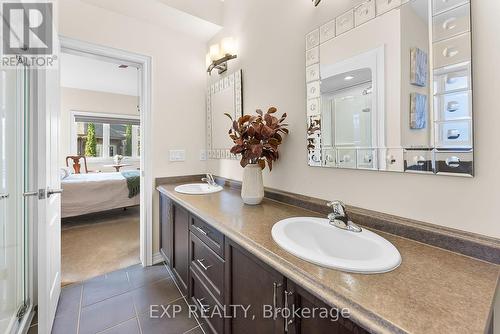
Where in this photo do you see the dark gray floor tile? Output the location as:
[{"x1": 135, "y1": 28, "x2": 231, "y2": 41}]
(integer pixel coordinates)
[
  {"x1": 98, "y1": 318, "x2": 140, "y2": 334},
  {"x1": 138, "y1": 299, "x2": 198, "y2": 334},
  {"x1": 52, "y1": 310, "x2": 79, "y2": 334},
  {"x1": 131, "y1": 278, "x2": 182, "y2": 314},
  {"x1": 184, "y1": 326, "x2": 205, "y2": 334},
  {"x1": 82, "y1": 270, "x2": 131, "y2": 306},
  {"x1": 28, "y1": 325, "x2": 38, "y2": 334},
  {"x1": 79, "y1": 292, "x2": 136, "y2": 334},
  {"x1": 56, "y1": 283, "x2": 82, "y2": 318},
  {"x1": 127, "y1": 264, "x2": 170, "y2": 289}
]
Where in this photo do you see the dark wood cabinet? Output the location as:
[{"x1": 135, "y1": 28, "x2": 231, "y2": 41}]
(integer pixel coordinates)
[
  {"x1": 159, "y1": 193, "x2": 173, "y2": 266},
  {"x1": 285, "y1": 281, "x2": 369, "y2": 334},
  {"x1": 172, "y1": 203, "x2": 190, "y2": 294},
  {"x1": 159, "y1": 191, "x2": 370, "y2": 334},
  {"x1": 225, "y1": 240, "x2": 285, "y2": 334}
]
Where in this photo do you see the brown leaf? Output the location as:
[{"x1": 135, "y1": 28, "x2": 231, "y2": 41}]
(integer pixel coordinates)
[
  {"x1": 268, "y1": 107, "x2": 277, "y2": 114},
  {"x1": 224, "y1": 113, "x2": 233, "y2": 121}
]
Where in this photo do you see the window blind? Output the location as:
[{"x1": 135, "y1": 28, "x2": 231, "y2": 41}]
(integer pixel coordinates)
[{"x1": 74, "y1": 114, "x2": 140, "y2": 126}]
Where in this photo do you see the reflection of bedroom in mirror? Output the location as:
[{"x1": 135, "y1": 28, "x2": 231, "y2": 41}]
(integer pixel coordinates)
[{"x1": 60, "y1": 50, "x2": 142, "y2": 285}]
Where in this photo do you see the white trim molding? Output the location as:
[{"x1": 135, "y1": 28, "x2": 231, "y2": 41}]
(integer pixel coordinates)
[{"x1": 60, "y1": 36, "x2": 154, "y2": 266}]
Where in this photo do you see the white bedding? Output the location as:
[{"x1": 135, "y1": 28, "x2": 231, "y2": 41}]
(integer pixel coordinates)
[{"x1": 61, "y1": 172, "x2": 139, "y2": 218}]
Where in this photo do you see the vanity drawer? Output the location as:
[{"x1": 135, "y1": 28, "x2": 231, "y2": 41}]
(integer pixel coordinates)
[
  {"x1": 433, "y1": 32, "x2": 471, "y2": 69},
  {"x1": 380, "y1": 148, "x2": 404, "y2": 172},
  {"x1": 404, "y1": 150, "x2": 434, "y2": 173},
  {"x1": 432, "y1": 0, "x2": 468, "y2": 16},
  {"x1": 434, "y1": 90, "x2": 472, "y2": 121},
  {"x1": 435, "y1": 151, "x2": 473, "y2": 176},
  {"x1": 190, "y1": 232, "x2": 224, "y2": 303},
  {"x1": 433, "y1": 62, "x2": 471, "y2": 95},
  {"x1": 355, "y1": 0, "x2": 375, "y2": 26},
  {"x1": 433, "y1": 4, "x2": 470, "y2": 42},
  {"x1": 376, "y1": 0, "x2": 401, "y2": 16},
  {"x1": 190, "y1": 215, "x2": 225, "y2": 258},
  {"x1": 190, "y1": 269, "x2": 224, "y2": 334},
  {"x1": 435, "y1": 120, "x2": 472, "y2": 148}
]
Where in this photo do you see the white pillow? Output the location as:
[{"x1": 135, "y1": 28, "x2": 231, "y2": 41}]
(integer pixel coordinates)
[{"x1": 60, "y1": 167, "x2": 70, "y2": 180}]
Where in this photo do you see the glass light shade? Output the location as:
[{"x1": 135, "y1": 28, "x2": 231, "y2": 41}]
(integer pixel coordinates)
[
  {"x1": 209, "y1": 44, "x2": 221, "y2": 61},
  {"x1": 221, "y1": 37, "x2": 237, "y2": 56}
]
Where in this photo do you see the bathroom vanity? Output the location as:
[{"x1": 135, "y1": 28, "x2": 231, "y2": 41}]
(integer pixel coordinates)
[{"x1": 157, "y1": 179, "x2": 499, "y2": 334}]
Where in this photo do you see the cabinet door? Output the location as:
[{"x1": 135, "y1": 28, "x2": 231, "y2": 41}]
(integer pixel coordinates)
[
  {"x1": 225, "y1": 239, "x2": 285, "y2": 334},
  {"x1": 286, "y1": 281, "x2": 368, "y2": 334},
  {"x1": 159, "y1": 193, "x2": 173, "y2": 266},
  {"x1": 172, "y1": 203, "x2": 190, "y2": 294}
]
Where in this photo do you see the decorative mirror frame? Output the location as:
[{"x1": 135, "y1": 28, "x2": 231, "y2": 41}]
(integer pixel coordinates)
[
  {"x1": 305, "y1": 0, "x2": 474, "y2": 177},
  {"x1": 206, "y1": 69, "x2": 243, "y2": 160}
]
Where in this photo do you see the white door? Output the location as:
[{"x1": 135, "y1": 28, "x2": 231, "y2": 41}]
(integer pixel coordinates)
[{"x1": 36, "y1": 43, "x2": 62, "y2": 333}]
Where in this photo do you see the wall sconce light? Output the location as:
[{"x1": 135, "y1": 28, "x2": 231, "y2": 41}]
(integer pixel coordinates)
[
  {"x1": 206, "y1": 37, "x2": 237, "y2": 75},
  {"x1": 312, "y1": 0, "x2": 321, "y2": 6}
]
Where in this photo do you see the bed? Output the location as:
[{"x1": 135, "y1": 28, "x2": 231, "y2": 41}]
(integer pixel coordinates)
[{"x1": 61, "y1": 171, "x2": 140, "y2": 218}]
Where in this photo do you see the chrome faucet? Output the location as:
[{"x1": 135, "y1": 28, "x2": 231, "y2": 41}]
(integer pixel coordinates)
[
  {"x1": 201, "y1": 173, "x2": 217, "y2": 186},
  {"x1": 327, "y1": 200, "x2": 362, "y2": 233}
]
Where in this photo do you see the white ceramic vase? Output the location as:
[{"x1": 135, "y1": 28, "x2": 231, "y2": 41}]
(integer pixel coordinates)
[{"x1": 241, "y1": 164, "x2": 264, "y2": 205}]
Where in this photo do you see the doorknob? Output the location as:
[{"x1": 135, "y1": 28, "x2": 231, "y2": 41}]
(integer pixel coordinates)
[
  {"x1": 47, "y1": 189, "x2": 63, "y2": 197},
  {"x1": 0, "y1": 193, "x2": 9, "y2": 200},
  {"x1": 23, "y1": 191, "x2": 39, "y2": 197}
]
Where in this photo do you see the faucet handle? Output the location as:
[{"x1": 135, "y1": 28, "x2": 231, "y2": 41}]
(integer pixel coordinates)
[{"x1": 327, "y1": 200, "x2": 346, "y2": 216}]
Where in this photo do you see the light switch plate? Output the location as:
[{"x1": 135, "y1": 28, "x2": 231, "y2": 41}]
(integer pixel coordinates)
[{"x1": 169, "y1": 150, "x2": 186, "y2": 162}]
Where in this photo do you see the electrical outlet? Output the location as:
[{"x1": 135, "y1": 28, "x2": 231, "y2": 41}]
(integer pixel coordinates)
[
  {"x1": 169, "y1": 150, "x2": 186, "y2": 162},
  {"x1": 199, "y1": 149, "x2": 207, "y2": 161}
]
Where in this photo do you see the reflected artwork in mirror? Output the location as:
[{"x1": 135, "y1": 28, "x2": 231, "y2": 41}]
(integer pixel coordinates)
[
  {"x1": 207, "y1": 69, "x2": 243, "y2": 160},
  {"x1": 305, "y1": 0, "x2": 473, "y2": 176}
]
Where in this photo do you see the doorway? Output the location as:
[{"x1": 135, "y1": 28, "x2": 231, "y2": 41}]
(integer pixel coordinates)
[{"x1": 59, "y1": 51, "x2": 142, "y2": 284}]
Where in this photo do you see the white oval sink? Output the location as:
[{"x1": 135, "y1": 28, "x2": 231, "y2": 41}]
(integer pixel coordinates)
[
  {"x1": 272, "y1": 217, "x2": 401, "y2": 274},
  {"x1": 174, "y1": 183, "x2": 223, "y2": 195}
]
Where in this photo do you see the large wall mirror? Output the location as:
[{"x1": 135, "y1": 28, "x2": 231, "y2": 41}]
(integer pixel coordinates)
[
  {"x1": 207, "y1": 69, "x2": 242, "y2": 160},
  {"x1": 306, "y1": 0, "x2": 473, "y2": 176}
]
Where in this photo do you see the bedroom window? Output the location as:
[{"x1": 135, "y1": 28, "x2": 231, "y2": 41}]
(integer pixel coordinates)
[{"x1": 72, "y1": 112, "x2": 140, "y2": 159}]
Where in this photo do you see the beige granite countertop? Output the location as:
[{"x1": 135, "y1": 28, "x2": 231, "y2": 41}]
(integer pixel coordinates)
[{"x1": 157, "y1": 184, "x2": 499, "y2": 334}]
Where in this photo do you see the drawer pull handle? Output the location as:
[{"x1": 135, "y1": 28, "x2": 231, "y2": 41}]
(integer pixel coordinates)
[
  {"x1": 446, "y1": 156, "x2": 461, "y2": 168},
  {"x1": 272, "y1": 282, "x2": 282, "y2": 319},
  {"x1": 284, "y1": 290, "x2": 294, "y2": 332},
  {"x1": 443, "y1": 47, "x2": 459, "y2": 58},
  {"x1": 442, "y1": 17, "x2": 457, "y2": 31},
  {"x1": 447, "y1": 129, "x2": 461, "y2": 140},
  {"x1": 196, "y1": 259, "x2": 212, "y2": 271},
  {"x1": 193, "y1": 225, "x2": 209, "y2": 236},
  {"x1": 195, "y1": 298, "x2": 211, "y2": 314},
  {"x1": 0, "y1": 193, "x2": 9, "y2": 200},
  {"x1": 415, "y1": 156, "x2": 426, "y2": 167},
  {"x1": 447, "y1": 101, "x2": 460, "y2": 112}
]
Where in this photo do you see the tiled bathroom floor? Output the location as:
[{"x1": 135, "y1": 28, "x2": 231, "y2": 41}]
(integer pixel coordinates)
[{"x1": 28, "y1": 263, "x2": 205, "y2": 334}]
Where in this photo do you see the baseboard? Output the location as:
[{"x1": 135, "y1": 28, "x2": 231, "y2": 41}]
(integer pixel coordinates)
[{"x1": 152, "y1": 252, "x2": 164, "y2": 265}]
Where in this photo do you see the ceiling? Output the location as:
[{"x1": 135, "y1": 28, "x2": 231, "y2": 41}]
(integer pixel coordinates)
[
  {"x1": 60, "y1": 53, "x2": 139, "y2": 96},
  {"x1": 80, "y1": 0, "x2": 224, "y2": 41}
]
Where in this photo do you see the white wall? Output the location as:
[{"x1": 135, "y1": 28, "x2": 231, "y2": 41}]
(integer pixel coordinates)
[
  {"x1": 58, "y1": 0, "x2": 208, "y2": 252},
  {"x1": 208, "y1": 0, "x2": 500, "y2": 239},
  {"x1": 60, "y1": 87, "x2": 140, "y2": 172}
]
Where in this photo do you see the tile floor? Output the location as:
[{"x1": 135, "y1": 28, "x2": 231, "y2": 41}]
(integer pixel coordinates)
[{"x1": 28, "y1": 263, "x2": 205, "y2": 334}]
